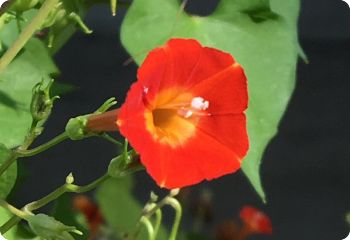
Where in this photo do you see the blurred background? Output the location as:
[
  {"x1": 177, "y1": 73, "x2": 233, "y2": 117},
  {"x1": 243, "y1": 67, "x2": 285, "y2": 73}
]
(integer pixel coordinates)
[{"x1": 8, "y1": 0, "x2": 350, "y2": 239}]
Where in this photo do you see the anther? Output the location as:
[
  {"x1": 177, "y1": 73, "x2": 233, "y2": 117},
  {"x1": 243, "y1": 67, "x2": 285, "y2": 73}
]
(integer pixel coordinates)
[{"x1": 191, "y1": 97, "x2": 209, "y2": 110}]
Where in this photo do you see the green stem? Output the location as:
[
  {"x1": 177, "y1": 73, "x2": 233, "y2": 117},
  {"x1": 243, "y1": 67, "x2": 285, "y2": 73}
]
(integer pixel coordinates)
[
  {"x1": 20, "y1": 119, "x2": 39, "y2": 151},
  {"x1": 98, "y1": 133, "x2": 123, "y2": 148},
  {"x1": 110, "y1": 0, "x2": 117, "y2": 16},
  {"x1": 140, "y1": 216, "x2": 154, "y2": 240},
  {"x1": 16, "y1": 132, "x2": 69, "y2": 157},
  {"x1": 66, "y1": 174, "x2": 110, "y2": 193},
  {"x1": 0, "y1": 0, "x2": 60, "y2": 73},
  {"x1": 166, "y1": 198, "x2": 182, "y2": 240},
  {"x1": 0, "y1": 199, "x2": 29, "y2": 219},
  {"x1": 153, "y1": 209, "x2": 162, "y2": 240},
  {"x1": 0, "y1": 174, "x2": 110, "y2": 234},
  {"x1": 144, "y1": 190, "x2": 179, "y2": 218},
  {"x1": 0, "y1": 216, "x2": 19, "y2": 234}
]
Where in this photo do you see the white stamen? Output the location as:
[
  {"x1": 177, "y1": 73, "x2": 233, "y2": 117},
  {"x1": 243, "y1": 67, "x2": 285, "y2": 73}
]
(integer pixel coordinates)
[
  {"x1": 191, "y1": 97, "x2": 209, "y2": 110},
  {"x1": 143, "y1": 86, "x2": 149, "y2": 94},
  {"x1": 177, "y1": 108, "x2": 193, "y2": 118}
]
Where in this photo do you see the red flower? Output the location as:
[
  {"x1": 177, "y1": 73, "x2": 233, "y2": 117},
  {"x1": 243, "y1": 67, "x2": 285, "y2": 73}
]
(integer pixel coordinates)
[
  {"x1": 117, "y1": 38, "x2": 249, "y2": 189},
  {"x1": 73, "y1": 195, "x2": 104, "y2": 236},
  {"x1": 239, "y1": 205, "x2": 272, "y2": 234}
]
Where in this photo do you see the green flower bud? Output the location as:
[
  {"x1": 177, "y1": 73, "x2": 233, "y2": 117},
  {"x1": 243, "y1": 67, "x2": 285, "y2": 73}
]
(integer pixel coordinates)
[
  {"x1": 30, "y1": 79, "x2": 59, "y2": 122},
  {"x1": 65, "y1": 115, "x2": 89, "y2": 140},
  {"x1": 40, "y1": 0, "x2": 92, "y2": 48},
  {"x1": 107, "y1": 155, "x2": 128, "y2": 178},
  {"x1": 65, "y1": 172, "x2": 74, "y2": 184},
  {"x1": 108, "y1": 151, "x2": 143, "y2": 178},
  {"x1": 0, "y1": 13, "x2": 15, "y2": 30},
  {"x1": 10, "y1": 0, "x2": 39, "y2": 12}
]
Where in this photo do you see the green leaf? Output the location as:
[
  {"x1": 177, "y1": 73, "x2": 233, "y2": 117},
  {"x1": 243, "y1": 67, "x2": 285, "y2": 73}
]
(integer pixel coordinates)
[
  {"x1": 96, "y1": 177, "x2": 167, "y2": 239},
  {"x1": 121, "y1": 0, "x2": 301, "y2": 201},
  {"x1": 27, "y1": 213, "x2": 82, "y2": 240},
  {"x1": 0, "y1": 143, "x2": 16, "y2": 199}
]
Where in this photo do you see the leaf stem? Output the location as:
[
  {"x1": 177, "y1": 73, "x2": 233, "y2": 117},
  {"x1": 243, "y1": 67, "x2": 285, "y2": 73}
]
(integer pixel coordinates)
[
  {"x1": 0, "y1": 0, "x2": 60, "y2": 73},
  {"x1": 0, "y1": 173, "x2": 110, "y2": 233}
]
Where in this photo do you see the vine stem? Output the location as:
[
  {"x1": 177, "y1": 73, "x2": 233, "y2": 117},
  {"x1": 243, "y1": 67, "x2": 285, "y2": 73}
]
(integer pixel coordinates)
[
  {"x1": 0, "y1": 199, "x2": 29, "y2": 220},
  {"x1": 16, "y1": 132, "x2": 69, "y2": 157},
  {"x1": 0, "y1": 0, "x2": 60, "y2": 73},
  {"x1": 140, "y1": 216, "x2": 154, "y2": 240},
  {"x1": 0, "y1": 174, "x2": 110, "y2": 234},
  {"x1": 0, "y1": 132, "x2": 68, "y2": 177},
  {"x1": 166, "y1": 198, "x2": 182, "y2": 240}
]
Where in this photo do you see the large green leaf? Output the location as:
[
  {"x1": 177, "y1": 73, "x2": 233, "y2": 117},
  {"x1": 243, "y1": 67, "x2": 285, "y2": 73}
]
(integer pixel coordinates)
[
  {"x1": 121, "y1": 0, "x2": 301, "y2": 201},
  {"x1": 96, "y1": 177, "x2": 167, "y2": 239}
]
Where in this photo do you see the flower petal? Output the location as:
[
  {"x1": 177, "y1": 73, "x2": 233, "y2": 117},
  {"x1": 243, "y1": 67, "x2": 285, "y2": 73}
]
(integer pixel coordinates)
[
  {"x1": 190, "y1": 62, "x2": 248, "y2": 114},
  {"x1": 137, "y1": 39, "x2": 236, "y2": 104},
  {"x1": 139, "y1": 121, "x2": 244, "y2": 188}
]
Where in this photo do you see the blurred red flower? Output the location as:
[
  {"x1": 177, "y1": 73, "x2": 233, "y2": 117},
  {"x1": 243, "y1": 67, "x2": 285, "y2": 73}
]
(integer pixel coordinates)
[
  {"x1": 239, "y1": 205, "x2": 272, "y2": 234},
  {"x1": 117, "y1": 38, "x2": 249, "y2": 189},
  {"x1": 73, "y1": 195, "x2": 104, "y2": 236}
]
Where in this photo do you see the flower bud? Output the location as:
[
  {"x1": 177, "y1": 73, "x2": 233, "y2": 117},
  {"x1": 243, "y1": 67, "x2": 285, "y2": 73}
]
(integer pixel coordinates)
[
  {"x1": 108, "y1": 151, "x2": 142, "y2": 178},
  {"x1": 30, "y1": 79, "x2": 58, "y2": 122},
  {"x1": 10, "y1": 0, "x2": 39, "y2": 12},
  {"x1": 0, "y1": 12, "x2": 15, "y2": 30},
  {"x1": 65, "y1": 116, "x2": 88, "y2": 140},
  {"x1": 65, "y1": 172, "x2": 74, "y2": 184}
]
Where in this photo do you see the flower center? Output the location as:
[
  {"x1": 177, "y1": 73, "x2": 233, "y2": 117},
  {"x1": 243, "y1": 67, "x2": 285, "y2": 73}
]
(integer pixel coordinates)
[{"x1": 145, "y1": 88, "x2": 210, "y2": 147}]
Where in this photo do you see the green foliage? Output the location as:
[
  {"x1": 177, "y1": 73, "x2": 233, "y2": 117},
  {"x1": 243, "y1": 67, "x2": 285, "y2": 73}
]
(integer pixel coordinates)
[
  {"x1": 121, "y1": 0, "x2": 302, "y2": 201},
  {"x1": 96, "y1": 177, "x2": 167, "y2": 240},
  {"x1": 27, "y1": 213, "x2": 82, "y2": 240},
  {"x1": 0, "y1": 17, "x2": 58, "y2": 199},
  {"x1": 0, "y1": 143, "x2": 16, "y2": 199}
]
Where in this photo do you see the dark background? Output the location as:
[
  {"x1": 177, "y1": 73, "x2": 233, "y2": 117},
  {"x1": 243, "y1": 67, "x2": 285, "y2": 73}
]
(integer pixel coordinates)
[{"x1": 11, "y1": 0, "x2": 350, "y2": 239}]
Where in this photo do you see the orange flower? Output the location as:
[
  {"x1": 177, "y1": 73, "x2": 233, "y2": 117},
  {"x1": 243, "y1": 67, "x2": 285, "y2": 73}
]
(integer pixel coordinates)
[{"x1": 117, "y1": 38, "x2": 249, "y2": 189}]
